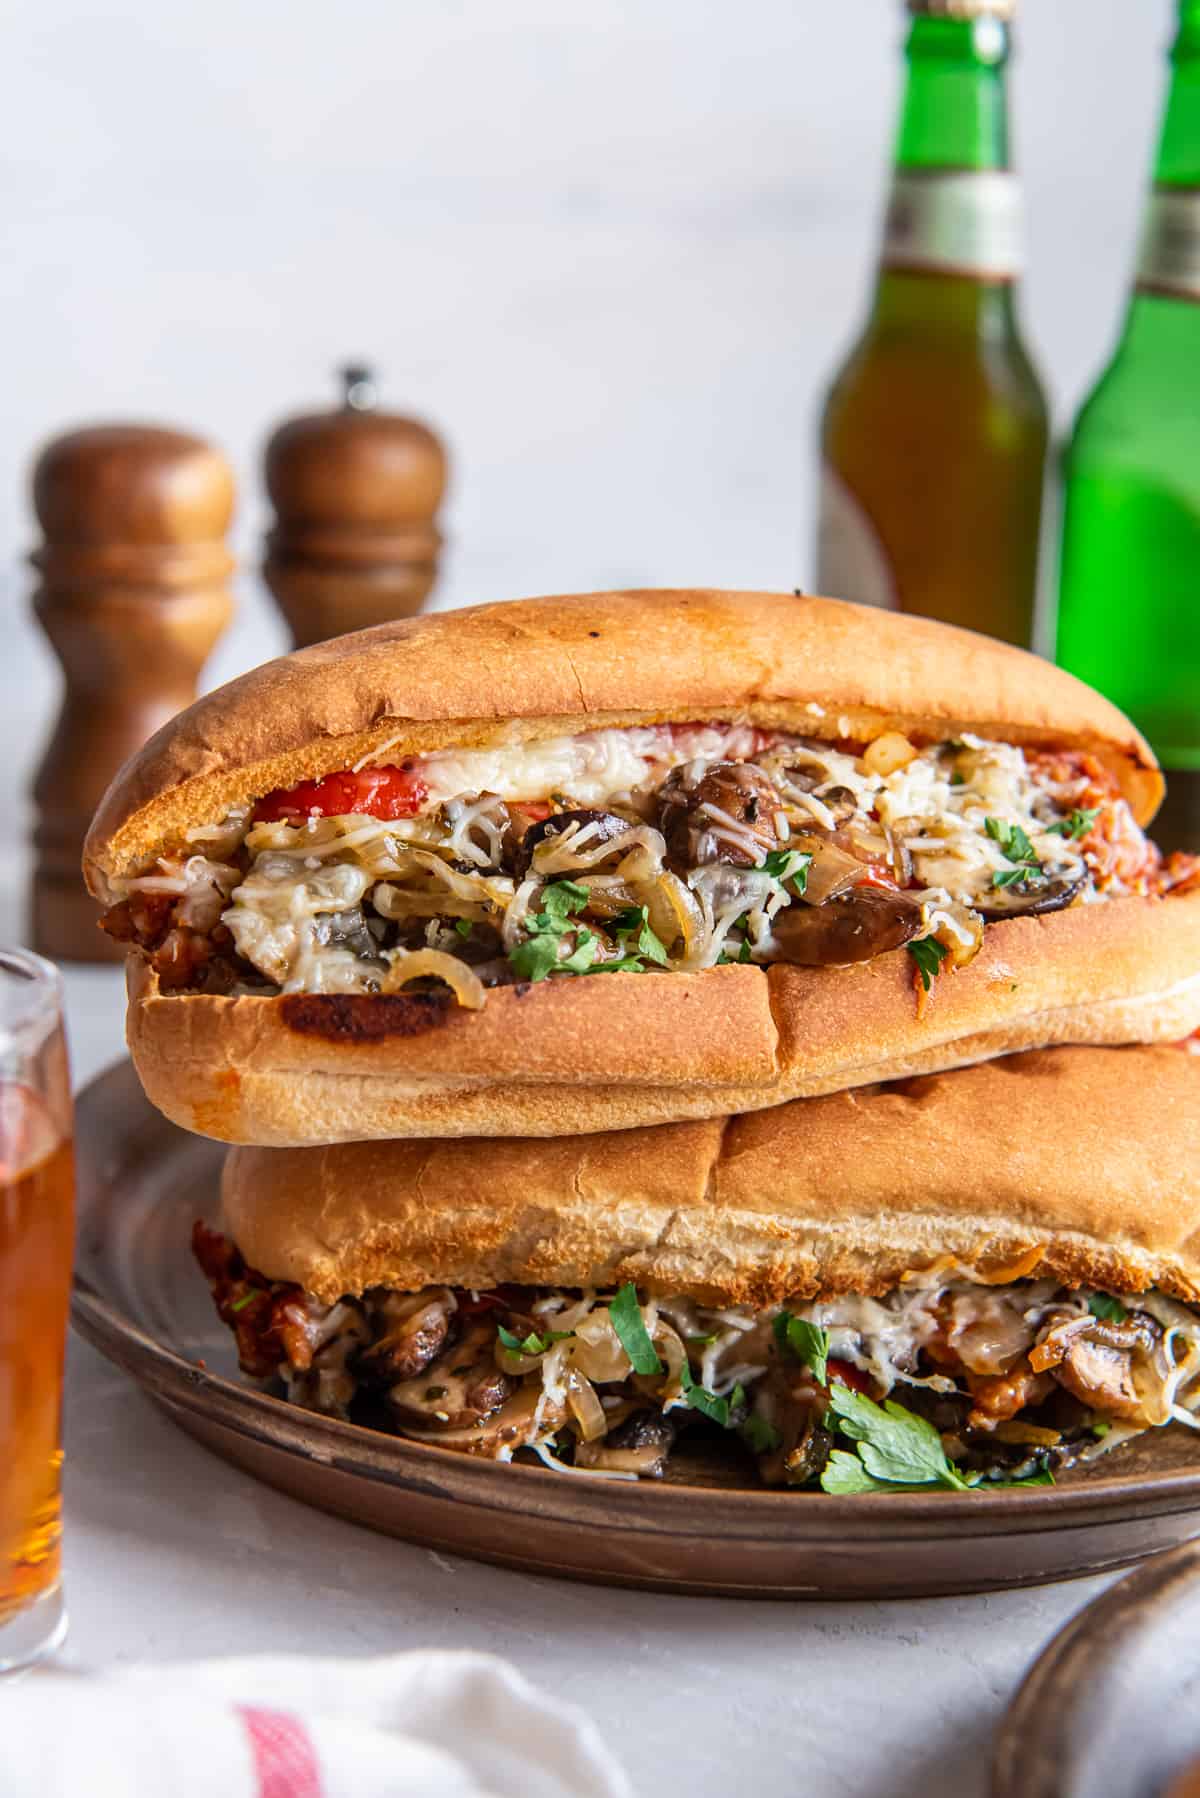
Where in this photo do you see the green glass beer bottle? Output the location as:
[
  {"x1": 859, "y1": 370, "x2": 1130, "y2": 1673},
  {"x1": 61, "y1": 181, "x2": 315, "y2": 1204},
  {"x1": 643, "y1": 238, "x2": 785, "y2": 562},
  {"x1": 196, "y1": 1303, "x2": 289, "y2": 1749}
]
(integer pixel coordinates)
[
  {"x1": 1056, "y1": 0, "x2": 1200, "y2": 851},
  {"x1": 816, "y1": 0, "x2": 1048, "y2": 646}
]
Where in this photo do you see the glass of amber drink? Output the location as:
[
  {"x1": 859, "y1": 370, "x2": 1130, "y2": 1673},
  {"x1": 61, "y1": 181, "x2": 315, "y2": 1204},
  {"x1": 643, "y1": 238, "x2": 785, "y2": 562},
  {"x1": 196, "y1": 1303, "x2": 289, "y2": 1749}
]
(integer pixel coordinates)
[{"x1": 0, "y1": 950, "x2": 73, "y2": 1670}]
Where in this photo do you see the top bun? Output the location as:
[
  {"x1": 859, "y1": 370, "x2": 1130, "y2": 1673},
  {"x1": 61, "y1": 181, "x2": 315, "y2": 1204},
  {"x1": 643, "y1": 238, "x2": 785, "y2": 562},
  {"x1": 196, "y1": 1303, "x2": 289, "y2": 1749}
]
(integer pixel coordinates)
[{"x1": 84, "y1": 589, "x2": 1162, "y2": 896}]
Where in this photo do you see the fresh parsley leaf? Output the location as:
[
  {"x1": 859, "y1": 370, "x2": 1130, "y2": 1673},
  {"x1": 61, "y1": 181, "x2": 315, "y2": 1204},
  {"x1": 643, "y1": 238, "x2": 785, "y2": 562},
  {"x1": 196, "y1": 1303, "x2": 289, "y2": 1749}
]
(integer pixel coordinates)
[
  {"x1": 558, "y1": 928, "x2": 600, "y2": 974},
  {"x1": 230, "y1": 1289, "x2": 264, "y2": 1313},
  {"x1": 969, "y1": 1461, "x2": 1056, "y2": 1490},
  {"x1": 453, "y1": 918, "x2": 473, "y2": 939},
  {"x1": 497, "y1": 1322, "x2": 572, "y2": 1356},
  {"x1": 508, "y1": 933, "x2": 564, "y2": 982},
  {"x1": 508, "y1": 880, "x2": 594, "y2": 980},
  {"x1": 609, "y1": 1283, "x2": 663, "y2": 1376},
  {"x1": 950, "y1": 770, "x2": 965, "y2": 787},
  {"x1": 762, "y1": 848, "x2": 812, "y2": 895},
  {"x1": 1047, "y1": 807, "x2": 1100, "y2": 841},
  {"x1": 679, "y1": 1360, "x2": 743, "y2": 1427},
  {"x1": 1088, "y1": 1292, "x2": 1129, "y2": 1324},
  {"x1": 741, "y1": 1413, "x2": 783, "y2": 1454},
  {"x1": 908, "y1": 936, "x2": 950, "y2": 992},
  {"x1": 536, "y1": 879, "x2": 590, "y2": 927},
  {"x1": 612, "y1": 904, "x2": 670, "y2": 967},
  {"x1": 1092, "y1": 1420, "x2": 1112, "y2": 1440},
  {"x1": 826, "y1": 1383, "x2": 971, "y2": 1490},
  {"x1": 985, "y1": 816, "x2": 1045, "y2": 890},
  {"x1": 577, "y1": 956, "x2": 648, "y2": 975},
  {"x1": 687, "y1": 1333, "x2": 718, "y2": 1348},
  {"x1": 772, "y1": 1311, "x2": 830, "y2": 1385},
  {"x1": 820, "y1": 1449, "x2": 896, "y2": 1494}
]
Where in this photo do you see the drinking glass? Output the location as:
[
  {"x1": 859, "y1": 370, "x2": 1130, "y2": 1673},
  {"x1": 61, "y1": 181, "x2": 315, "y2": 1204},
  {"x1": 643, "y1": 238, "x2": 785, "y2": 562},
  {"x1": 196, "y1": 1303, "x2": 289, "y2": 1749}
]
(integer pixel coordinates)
[{"x1": 0, "y1": 949, "x2": 74, "y2": 1671}]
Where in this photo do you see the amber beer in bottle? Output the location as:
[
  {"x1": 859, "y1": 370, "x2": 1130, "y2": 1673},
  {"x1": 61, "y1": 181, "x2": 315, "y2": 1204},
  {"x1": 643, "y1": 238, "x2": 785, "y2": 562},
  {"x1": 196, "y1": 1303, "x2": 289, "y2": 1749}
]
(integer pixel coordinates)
[
  {"x1": 1056, "y1": 0, "x2": 1200, "y2": 851},
  {"x1": 816, "y1": 0, "x2": 1048, "y2": 645}
]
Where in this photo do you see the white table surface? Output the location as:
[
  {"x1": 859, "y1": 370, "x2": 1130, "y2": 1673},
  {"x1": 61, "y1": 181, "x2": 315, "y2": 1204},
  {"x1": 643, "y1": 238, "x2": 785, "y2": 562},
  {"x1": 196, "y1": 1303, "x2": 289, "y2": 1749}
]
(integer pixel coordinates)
[{"x1": 38, "y1": 957, "x2": 1120, "y2": 1798}]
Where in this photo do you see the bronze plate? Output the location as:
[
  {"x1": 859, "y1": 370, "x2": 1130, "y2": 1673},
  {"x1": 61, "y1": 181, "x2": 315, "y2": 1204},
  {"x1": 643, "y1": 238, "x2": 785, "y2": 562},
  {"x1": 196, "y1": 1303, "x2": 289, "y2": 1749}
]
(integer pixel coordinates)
[
  {"x1": 72, "y1": 1060, "x2": 1200, "y2": 1601},
  {"x1": 992, "y1": 1539, "x2": 1200, "y2": 1796}
]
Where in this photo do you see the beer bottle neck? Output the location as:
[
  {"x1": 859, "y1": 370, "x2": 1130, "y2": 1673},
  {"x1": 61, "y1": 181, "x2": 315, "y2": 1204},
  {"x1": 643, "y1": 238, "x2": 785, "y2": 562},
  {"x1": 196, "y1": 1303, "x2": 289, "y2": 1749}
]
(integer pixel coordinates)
[
  {"x1": 895, "y1": 15, "x2": 1011, "y2": 172},
  {"x1": 1155, "y1": 2, "x2": 1200, "y2": 186}
]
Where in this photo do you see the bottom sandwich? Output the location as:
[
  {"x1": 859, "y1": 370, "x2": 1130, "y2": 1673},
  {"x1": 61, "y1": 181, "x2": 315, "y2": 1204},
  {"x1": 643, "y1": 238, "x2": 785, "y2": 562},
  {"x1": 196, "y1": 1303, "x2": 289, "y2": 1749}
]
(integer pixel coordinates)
[{"x1": 196, "y1": 1044, "x2": 1200, "y2": 1493}]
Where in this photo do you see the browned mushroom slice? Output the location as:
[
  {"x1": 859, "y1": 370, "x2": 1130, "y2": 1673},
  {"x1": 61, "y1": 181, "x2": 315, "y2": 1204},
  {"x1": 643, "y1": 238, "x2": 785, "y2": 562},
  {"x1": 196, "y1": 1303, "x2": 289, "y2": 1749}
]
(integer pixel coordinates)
[
  {"x1": 386, "y1": 1319, "x2": 515, "y2": 1429},
  {"x1": 512, "y1": 809, "x2": 636, "y2": 879},
  {"x1": 657, "y1": 760, "x2": 785, "y2": 871},
  {"x1": 574, "y1": 1409, "x2": 678, "y2": 1477},
  {"x1": 401, "y1": 1383, "x2": 569, "y2": 1458},
  {"x1": 768, "y1": 883, "x2": 924, "y2": 966},
  {"x1": 976, "y1": 870, "x2": 1088, "y2": 921},
  {"x1": 1041, "y1": 1315, "x2": 1165, "y2": 1424},
  {"x1": 357, "y1": 1287, "x2": 455, "y2": 1385}
]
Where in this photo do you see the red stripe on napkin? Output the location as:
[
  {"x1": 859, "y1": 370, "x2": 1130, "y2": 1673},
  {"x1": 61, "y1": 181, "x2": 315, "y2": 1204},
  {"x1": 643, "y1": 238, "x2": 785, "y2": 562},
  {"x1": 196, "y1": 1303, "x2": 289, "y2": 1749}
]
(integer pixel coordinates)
[{"x1": 239, "y1": 1707, "x2": 324, "y2": 1798}]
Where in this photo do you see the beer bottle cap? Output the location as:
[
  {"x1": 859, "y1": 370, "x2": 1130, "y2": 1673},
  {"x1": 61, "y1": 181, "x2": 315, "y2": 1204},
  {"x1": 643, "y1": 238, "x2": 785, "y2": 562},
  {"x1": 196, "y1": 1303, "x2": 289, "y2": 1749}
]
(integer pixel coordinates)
[{"x1": 907, "y1": 0, "x2": 1014, "y2": 17}]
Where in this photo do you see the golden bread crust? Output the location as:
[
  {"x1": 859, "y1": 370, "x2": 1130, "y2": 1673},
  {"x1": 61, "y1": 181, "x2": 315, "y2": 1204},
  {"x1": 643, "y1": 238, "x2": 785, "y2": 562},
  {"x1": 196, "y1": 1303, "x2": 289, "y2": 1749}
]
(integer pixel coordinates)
[
  {"x1": 84, "y1": 588, "x2": 1161, "y2": 894},
  {"x1": 221, "y1": 1046, "x2": 1200, "y2": 1308},
  {"x1": 127, "y1": 887, "x2": 1200, "y2": 1144}
]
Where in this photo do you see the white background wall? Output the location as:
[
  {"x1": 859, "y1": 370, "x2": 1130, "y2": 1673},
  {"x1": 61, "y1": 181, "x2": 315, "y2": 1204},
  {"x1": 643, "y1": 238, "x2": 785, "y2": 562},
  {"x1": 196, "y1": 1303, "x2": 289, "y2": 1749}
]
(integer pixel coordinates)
[{"x1": 2, "y1": 0, "x2": 1173, "y2": 767}]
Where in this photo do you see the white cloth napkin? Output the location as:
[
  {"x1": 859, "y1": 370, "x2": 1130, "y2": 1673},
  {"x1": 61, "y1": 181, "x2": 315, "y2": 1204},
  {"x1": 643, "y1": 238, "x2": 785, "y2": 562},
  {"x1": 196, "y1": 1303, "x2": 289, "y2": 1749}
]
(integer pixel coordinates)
[{"x1": 2, "y1": 1650, "x2": 633, "y2": 1798}]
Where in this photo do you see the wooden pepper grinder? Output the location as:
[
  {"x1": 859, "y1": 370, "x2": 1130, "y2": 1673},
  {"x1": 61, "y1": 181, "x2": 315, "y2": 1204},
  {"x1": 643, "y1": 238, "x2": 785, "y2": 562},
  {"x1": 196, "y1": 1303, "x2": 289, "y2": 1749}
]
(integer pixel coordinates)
[
  {"x1": 263, "y1": 364, "x2": 447, "y2": 647},
  {"x1": 29, "y1": 424, "x2": 235, "y2": 962}
]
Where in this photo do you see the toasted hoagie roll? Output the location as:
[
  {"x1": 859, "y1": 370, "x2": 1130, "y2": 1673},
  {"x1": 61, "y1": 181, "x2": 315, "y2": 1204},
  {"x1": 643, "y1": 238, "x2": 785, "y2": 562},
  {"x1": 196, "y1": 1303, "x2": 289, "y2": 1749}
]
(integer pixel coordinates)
[
  {"x1": 84, "y1": 589, "x2": 1200, "y2": 1145},
  {"x1": 199, "y1": 1045, "x2": 1200, "y2": 1490}
]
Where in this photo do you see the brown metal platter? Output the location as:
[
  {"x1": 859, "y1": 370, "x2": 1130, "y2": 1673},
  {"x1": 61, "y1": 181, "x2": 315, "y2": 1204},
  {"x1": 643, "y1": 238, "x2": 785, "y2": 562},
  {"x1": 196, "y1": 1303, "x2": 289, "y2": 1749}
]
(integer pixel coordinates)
[
  {"x1": 72, "y1": 1059, "x2": 1200, "y2": 1601},
  {"x1": 992, "y1": 1539, "x2": 1200, "y2": 1797}
]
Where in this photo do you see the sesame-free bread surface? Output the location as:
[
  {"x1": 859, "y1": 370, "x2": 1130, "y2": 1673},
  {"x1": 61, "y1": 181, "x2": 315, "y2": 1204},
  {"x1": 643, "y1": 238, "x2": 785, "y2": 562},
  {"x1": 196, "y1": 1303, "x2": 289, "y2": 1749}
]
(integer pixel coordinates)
[
  {"x1": 84, "y1": 588, "x2": 1162, "y2": 896},
  {"x1": 221, "y1": 1045, "x2": 1200, "y2": 1308},
  {"x1": 127, "y1": 886, "x2": 1200, "y2": 1143}
]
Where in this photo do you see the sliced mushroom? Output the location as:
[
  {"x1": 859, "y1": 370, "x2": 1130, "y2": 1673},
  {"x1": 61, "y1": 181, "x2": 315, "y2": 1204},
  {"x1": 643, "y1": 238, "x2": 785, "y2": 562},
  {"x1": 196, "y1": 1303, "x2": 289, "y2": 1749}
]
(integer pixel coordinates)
[
  {"x1": 512, "y1": 809, "x2": 636, "y2": 879},
  {"x1": 787, "y1": 833, "x2": 869, "y2": 905},
  {"x1": 767, "y1": 883, "x2": 924, "y2": 966},
  {"x1": 976, "y1": 870, "x2": 1088, "y2": 921},
  {"x1": 657, "y1": 760, "x2": 785, "y2": 871},
  {"x1": 400, "y1": 1383, "x2": 569, "y2": 1458},
  {"x1": 357, "y1": 1287, "x2": 455, "y2": 1386},
  {"x1": 386, "y1": 1319, "x2": 515, "y2": 1429},
  {"x1": 575, "y1": 1411, "x2": 678, "y2": 1478},
  {"x1": 1051, "y1": 1337, "x2": 1148, "y2": 1423}
]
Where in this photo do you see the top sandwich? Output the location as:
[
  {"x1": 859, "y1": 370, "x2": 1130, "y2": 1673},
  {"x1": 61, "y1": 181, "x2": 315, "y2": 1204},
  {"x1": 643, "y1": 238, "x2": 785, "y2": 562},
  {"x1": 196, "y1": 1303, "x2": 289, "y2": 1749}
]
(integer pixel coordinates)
[{"x1": 83, "y1": 589, "x2": 1200, "y2": 1145}]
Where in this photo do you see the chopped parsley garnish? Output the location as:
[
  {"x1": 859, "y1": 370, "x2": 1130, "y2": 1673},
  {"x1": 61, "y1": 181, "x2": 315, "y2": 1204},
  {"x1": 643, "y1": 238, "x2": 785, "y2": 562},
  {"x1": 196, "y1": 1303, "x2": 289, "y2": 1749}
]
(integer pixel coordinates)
[
  {"x1": 453, "y1": 917, "x2": 473, "y2": 939},
  {"x1": 773, "y1": 1310, "x2": 830, "y2": 1385},
  {"x1": 1088, "y1": 1292, "x2": 1129, "y2": 1324},
  {"x1": 1047, "y1": 807, "x2": 1100, "y2": 841},
  {"x1": 687, "y1": 1333, "x2": 719, "y2": 1348},
  {"x1": 679, "y1": 1359, "x2": 744, "y2": 1428},
  {"x1": 229, "y1": 1289, "x2": 264, "y2": 1313},
  {"x1": 611, "y1": 904, "x2": 670, "y2": 967},
  {"x1": 985, "y1": 817, "x2": 1046, "y2": 891},
  {"x1": 908, "y1": 935, "x2": 950, "y2": 992},
  {"x1": 761, "y1": 848, "x2": 812, "y2": 894},
  {"x1": 508, "y1": 880, "x2": 592, "y2": 981},
  {"x1": 742, "y1": 1412, "x2": 783, "y2": 1454},
  {"x1": 496, "y1": 1323, "x2": 573, "y2": 1357},
  {"x1": 718, "y1": 924, "x2": 755, "y2": 965},
  {"x1": 1092, "y1": 1420, "x2": 1112, "y2": 1440},
  {"x1": 609, "y1": 1283, "x2": 663, "y2": 1376},
  {"x1": 821, "y1": 1382, "x2": 971, "y2": 1492}
]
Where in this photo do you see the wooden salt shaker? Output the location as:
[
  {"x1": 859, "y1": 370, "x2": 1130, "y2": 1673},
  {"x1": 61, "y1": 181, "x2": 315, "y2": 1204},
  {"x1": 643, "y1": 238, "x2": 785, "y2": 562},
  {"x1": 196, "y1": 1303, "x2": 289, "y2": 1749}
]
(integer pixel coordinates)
[
  {"x1": 29, "y1": 424, "x2": 235, "y2": 962},
  {"x1": 263, "y1": 365, "x2": 447, "y2": 648}
]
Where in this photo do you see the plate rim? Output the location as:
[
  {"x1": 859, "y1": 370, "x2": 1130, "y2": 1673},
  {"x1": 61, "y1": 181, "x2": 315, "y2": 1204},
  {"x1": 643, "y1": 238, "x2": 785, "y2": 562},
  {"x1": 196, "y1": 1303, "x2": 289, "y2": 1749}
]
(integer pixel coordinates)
[
  {"x1": 990, "y1": 1539, "x2": 1200, "y2": 1798},
  {"x1": 70, "y1": 1058, "x2": 1200, "y2": 1544}
]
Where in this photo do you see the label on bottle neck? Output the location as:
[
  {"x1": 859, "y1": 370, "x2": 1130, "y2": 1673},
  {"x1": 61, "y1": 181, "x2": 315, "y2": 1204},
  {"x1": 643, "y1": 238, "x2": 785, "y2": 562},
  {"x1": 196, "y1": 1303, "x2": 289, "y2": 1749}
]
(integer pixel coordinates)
[
  {"x1": 815, "y1": 466, "x2": 898, "y2": 612},
  {"x1": 1136, "y1": 186, "x2": 1200, "y2": 301},
  {"x1": 882, "y1": 170, "x2": 1023, "y2": 279}
]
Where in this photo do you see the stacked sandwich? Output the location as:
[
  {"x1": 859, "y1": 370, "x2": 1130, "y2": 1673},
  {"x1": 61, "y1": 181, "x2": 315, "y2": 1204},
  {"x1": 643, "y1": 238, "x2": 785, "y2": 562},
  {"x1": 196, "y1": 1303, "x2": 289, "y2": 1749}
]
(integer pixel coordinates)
[{"x1": 84, "y1": 591, "x2": 1200, "y2": 1492}]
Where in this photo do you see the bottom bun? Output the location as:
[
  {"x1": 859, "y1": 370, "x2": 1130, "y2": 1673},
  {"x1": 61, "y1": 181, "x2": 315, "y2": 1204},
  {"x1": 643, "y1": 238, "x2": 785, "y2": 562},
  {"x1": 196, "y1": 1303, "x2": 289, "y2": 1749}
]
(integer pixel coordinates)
[{"x1": 129, "y1": 888, "x2": 1200, "y2": 1145}]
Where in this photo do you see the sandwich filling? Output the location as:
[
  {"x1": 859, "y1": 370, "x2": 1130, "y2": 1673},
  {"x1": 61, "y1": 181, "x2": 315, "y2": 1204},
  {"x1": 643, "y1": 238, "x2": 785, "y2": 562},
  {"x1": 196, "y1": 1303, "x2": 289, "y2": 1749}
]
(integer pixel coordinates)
[
  {"x1": 102, "y1": 722, "x2": 1197, "y2": 1001},
  {"x1": 194, "y1": 1223, "x2": 1200, "y2": 1490}
]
